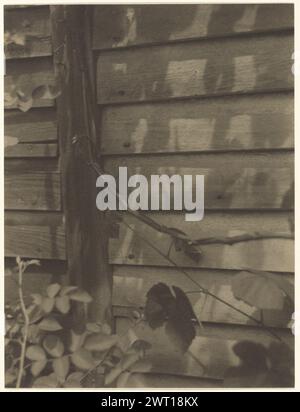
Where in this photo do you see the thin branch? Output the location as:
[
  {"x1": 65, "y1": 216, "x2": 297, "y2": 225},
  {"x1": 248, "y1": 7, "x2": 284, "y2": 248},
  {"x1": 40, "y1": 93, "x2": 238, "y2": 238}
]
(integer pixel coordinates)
[
  {"x1": 121, "y1": 219, "x2": 284, "y2": 343},
  {"x1": 16, "y1": 263, "x2": 29, "y2": 388},
  {"x1": 194, "y1": 232, "x2": 293, "y2": 245}
]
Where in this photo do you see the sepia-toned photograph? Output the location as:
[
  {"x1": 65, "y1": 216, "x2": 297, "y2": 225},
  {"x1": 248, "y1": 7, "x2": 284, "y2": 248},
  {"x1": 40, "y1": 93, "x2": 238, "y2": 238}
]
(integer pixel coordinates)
[{"x1": 3, "y1": 1, "x2": 295, "y2": 391}]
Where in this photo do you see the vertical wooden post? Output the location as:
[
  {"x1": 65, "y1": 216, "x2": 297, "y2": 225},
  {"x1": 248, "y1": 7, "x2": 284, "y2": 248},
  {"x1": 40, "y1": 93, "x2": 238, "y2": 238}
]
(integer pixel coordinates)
[{"x1": 50, "y1": 6, "x2": 112, "y2": 327}]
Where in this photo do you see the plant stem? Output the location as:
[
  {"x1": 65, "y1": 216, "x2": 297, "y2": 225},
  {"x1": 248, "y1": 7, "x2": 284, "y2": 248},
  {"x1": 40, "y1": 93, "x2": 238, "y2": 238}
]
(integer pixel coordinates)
[{"x1": 16, "y1": 263, "x2": 29, "y2": 389}]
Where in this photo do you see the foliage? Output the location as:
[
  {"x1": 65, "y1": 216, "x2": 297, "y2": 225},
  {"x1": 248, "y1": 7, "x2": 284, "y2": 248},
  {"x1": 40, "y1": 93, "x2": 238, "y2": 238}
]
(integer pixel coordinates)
[
  {"x1": 145, "y1": 283, "x2": 198, "y2": 353},
  {"x1": 5, "y1": 258, "x2": 151, "y2": 388}
]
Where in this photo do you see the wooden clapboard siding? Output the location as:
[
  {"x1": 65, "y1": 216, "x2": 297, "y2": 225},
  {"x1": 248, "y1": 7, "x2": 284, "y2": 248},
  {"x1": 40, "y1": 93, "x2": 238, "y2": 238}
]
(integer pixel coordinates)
[
  {"x1": 5, "y1": 170, "x2": 61, "y2": 210},
  {"x1": 93, "y1": 4, "x2": 293, "y2": 50},
  {"x1": 5, "y1": 57, "x2": 55, "y2": 108},
  {"x1": 104, "y1": 154, "x2": 294, "y2": 210},
  {"x1": 101, "y1": 93, "x2": 293, "y2": 154},
  {"x1": 109, "y1": 212, "x2": 294, "y2": 272},
  {"x1": 122, "y1": 373, "x2": 222, "y2": 388},
  {"x1": 5, "y1": 109, "x2": 57, "y2": 143},
  {"x1": 5, "y1": 143, "x2": 58, "y2": 158},
  {"x1": 4, "y1": 6, "x2": 52, "y2": 59},
  {"x1": 97, "y1": 33, "x2": 293, "y2": 105},
  {"x1": 5, "y1": 211, "x2": 66, "y2": 260},
  {"x1": 116, "y1": 317, "x2": 293, "y2": 380},
  {"x1": 112, "y1": 266, "x2": 294, "y2": 328}
]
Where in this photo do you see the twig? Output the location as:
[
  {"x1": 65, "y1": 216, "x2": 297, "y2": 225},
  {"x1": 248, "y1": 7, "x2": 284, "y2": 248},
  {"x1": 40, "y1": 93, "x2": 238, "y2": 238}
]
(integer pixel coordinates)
[
  {"x1": 121, "y1": 219, "x2": 284, "y2": 343},
  {"x1": 16, "y1": 263, "x2": 29, "y2": 388}
]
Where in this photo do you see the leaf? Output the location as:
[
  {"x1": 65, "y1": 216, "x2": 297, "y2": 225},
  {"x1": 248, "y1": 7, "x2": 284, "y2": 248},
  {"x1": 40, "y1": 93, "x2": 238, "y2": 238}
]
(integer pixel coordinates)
[
  {"x1": 33, "y1": 374, "x2": 58, "y2": 388},
  {"x1": 38, "y1": 317, "x2": 62, "y2": 332},
  {"x1": 5, "y1": 370, "x2": 17, "y2": 385},
  {"x1": 31, "y1": 360, "x2": 47, "y2": 377},
  {"x1": 130, "y1": 340, "x2": 152, "y2": 352},
  {"x1": 26, "y1": 345, "x2": 47, "y2": 361},
  {"x1": 71, "y1": 348, "x2": 95, "y2": 370},
  {"x1": 84, "y1": 333, "x2": 118, "y2": 352},
  {"x1": 47, "y1": 283, "x2": 61, "y2": 298},
  {"x1": 53, "y1": 356, "x2": 69, "y2": 383},
  {"x1": 69, "y1": 330, "x2": 86, "y2": 352},
  {"x1": 104, "y1": 364, "x2": 123, "y2": 386},
  {"x1": 165, "y1": 286, "x2": 197, "y2": 353},
  {"x1": 86, "y1": 322, "x2": 102, "y2": 333},
  {"x1": 64, "y1": 372, "x2": 83, "y2": 388},
  {"x1": 41, "y1": 297, "x2": 55, "y2": 313},
  {"x1": 27, "y1": 324, "x2": 40, "y2": 344},
  {"x1": 104, "y1": 353, "x2": 140, "y2": 387},
  {"x1": 68, "y1": 289, "x2": 93, "y2": 303},
  {"x1": 31, "y1": 293, "x2": 43, "y2": 306},
  {"x1": 232, "y1": 271, "x2": 286, "y2": 310},
  {"x1": 27, "y1": 304, "x2": 44, "y2": 324},
  {"x1": 116, "y1": 371, "x2": 131, "y2": 388},
  {"x1": 23, "y1": 259, "x2": 40, "y2": 270},
  {"x1": 32, "y1": 84, "x2": 61, "y2": 100},
  {"x1": 4, "y1": 136, "x2": 19, "y2": 149},
  {"x1": 130, "y1": 359, "x2": 152, "y2": 373},
  {"x1": 55, "y1": 296, "x2": 70, "y2": 314},
  {"x1": 145, "y1": 283, "x2": 174, "y2": 328},
  {"x1": 18, "y1": 96, "x2": 33, "y2": 112},
  {"x1": 60, "y1": 286, "x2": 78, "y2": 296},
  {"x1": 145, "y1": 283, "x2": 196, "y2": 352},
  {"x1": 43, "y1": 335, "x2": 64, "y2": 358}
]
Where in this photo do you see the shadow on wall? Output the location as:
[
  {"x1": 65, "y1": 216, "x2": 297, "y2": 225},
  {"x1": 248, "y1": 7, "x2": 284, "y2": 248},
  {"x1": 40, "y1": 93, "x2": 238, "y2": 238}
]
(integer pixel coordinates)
[{"x1": 99, "y1": 4, "x2": 294, "y2": 317}]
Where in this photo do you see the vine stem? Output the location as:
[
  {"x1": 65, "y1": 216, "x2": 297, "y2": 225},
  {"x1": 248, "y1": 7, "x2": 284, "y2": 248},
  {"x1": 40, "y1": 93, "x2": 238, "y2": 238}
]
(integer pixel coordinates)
[
  {"x1": 16, "y1": 262, "x2": 29, "y2": 388},
  {"x1": 121, "y1": 219, "x2": 284, "y2": 343}
]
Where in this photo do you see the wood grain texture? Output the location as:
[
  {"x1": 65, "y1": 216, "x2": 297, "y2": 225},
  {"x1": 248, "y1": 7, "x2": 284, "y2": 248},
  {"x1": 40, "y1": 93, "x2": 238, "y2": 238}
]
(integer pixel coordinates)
[
  {"x1": 93, "y1": 4, "x2": 293, "y2": 50},
  {"x1": 97, "y1": 33, "x2": 293, "y2": 104},
  {"x1": 5, "y1": 143, "x2": 58, "y2": 158},
  {"x1": 112, "y1": 266, "x2": 294, "y2": 328},
  {"x1": 116, "y1": 317, "x2": 293, "y2": 380},
  {"x1": 101, "y1": 93, "x2": 293, "y2": 154},
  {"x1": 5, "y1": 57, "x2": 55, "y2": 108},
  {"x1": 5, "y1": 109, "x2": 57, "y2": 143},
  {"x1": 51, "y1": 5, "x2": 113, "y2": 324},
  {"x1": 5, "y1": 6, "x2": 52, "y2": 59},
  {"x1": 104, "y1": 155, "x2": 294, "y2": 210},
  {"x1": 5, "y1": 211, "x2": 66, "y2": 260},
  {"x1": 109, "y1": 212, "x2": 294, "y2": 272},
  {"x1": 122, "y1": 373, "x2": 222, "y2": 388},
  {"x1": 5, "y1": 171, "x2": 61, "y2": 210}
]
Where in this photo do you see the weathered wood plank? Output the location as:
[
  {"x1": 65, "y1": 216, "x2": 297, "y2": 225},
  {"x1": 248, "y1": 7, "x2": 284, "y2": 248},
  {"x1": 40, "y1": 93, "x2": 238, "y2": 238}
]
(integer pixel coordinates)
[
  {"x1": 51, "y1": 5, "x2": 113, "y2": 324},
  {"x1": 116, "y1": 317, "x2": 293, "y2": 380},
  {"x1": 5, "y1": 158, "x2": 59, "y2": 173},
  {"x1": 5, "y1": 171, "x2": 61, "y2": 210},
  {"x1": 5, "y1": 211, "x2": 66, "y2": 260},
  {"x1": 118, "y1": 373, "x2": 222, "y2": 388},
  {"x1": 101, "y1": 93, "x2": 293, "y2": 154},
  {"x1": 5, "y1": 6, "x2": 52, "y2": 59},
  {"x1": 93, "y1": 4, "x2": 293, "y2": 50},
  {"x1": 5, "y1": 109, "x2": 57, "y2": 143},
  {"x1": 109, "y1": 212, "x2": 294, "y2": 272},
  {"x1": 5, "y1": 143, "x2": 58, "y2": 158},
  {"x1": 104, "y1": 157, "x2": 294, "y2": 210},
  {"x1": 5, "y1": 57, "x2": 55, "y2": 108},
  {"x1": 97, "y1": 33, "x2": 293, "y2": 104},
  {"x1": 112, "y1": 266, "x2": 294, "y2": 328}
]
